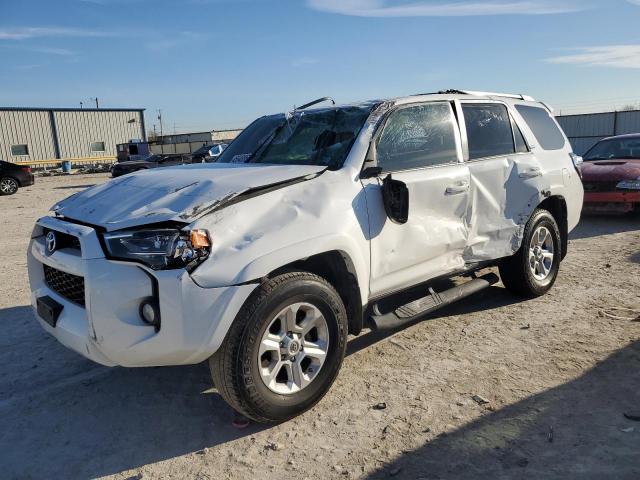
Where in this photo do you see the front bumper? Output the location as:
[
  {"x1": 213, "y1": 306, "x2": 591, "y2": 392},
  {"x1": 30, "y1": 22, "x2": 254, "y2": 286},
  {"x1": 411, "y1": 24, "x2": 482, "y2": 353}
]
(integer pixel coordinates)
[
  {"x1": 27, "y1": 216, "x2": 258, "y2": 367},
  {"x1": 583, "y1": 191, "x2": 640, "y2": 213}
]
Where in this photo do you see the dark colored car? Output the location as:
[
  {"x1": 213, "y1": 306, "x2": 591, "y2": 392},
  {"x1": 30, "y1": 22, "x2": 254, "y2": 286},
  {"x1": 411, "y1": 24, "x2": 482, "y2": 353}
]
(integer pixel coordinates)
[
  {"x1": 190, "y1": 143, "x2": 228, "y2": 163},
  {"x1": 0, "y1": 160, "x2": 35, "y2": 195},
  {"x1": 111, "y1": 154, "x2": 193, "y2": 178},
  {"x1": 581, "y1": 133, "x2": 640, "y2": 214}
]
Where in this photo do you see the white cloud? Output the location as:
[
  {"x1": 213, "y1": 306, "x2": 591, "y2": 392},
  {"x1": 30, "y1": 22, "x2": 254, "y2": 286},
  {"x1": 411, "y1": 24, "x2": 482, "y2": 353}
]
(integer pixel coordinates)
[
  {"x1": 547, "y1": 45, "x2": 640, "y2": 69},
  {"x1": 306, "y1": 0, "x2": 586, "y2": 17},
  {"x1": 292, "y1": 57, "x2": 320, "y2": 67},
  {"x1": 0, "y1": 27, "x2": 110, "y2": 40},
  {"x1": 31, "y1": 47, "x2": 76, "y2": 56}
]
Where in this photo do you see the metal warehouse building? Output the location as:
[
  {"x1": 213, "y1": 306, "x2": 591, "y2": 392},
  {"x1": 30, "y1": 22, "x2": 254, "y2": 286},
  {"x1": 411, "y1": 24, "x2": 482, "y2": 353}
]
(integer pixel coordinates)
[
  {"x1": 556, "y1": 109, "x2": 640, "y2": 155},
  {"x1": 0, "y1": 107, "x2": 146, "y2": 166}
]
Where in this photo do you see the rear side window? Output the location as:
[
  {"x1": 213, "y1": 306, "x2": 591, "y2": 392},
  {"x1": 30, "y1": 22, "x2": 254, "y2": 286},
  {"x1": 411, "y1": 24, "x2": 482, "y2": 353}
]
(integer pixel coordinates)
[
  {"x1": 376, "y1": 102, "x2": 459, "y2": 171},
  {"x1": 462, "y1": 104, "x2": 516, "y2": 159},
  {"x1": 515, "y1": 105, "x2": 566, "y2": 150}
]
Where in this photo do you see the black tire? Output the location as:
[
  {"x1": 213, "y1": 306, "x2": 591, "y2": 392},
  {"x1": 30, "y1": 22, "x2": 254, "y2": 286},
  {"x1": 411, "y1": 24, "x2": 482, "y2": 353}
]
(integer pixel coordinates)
[
  {"x1": 0, "y1": 177, "x2": 19, "y2": 196},
  {"x1": 499, "y1": 209, "x2": 562, "y2": 298},
  {"x1": 209, "y1": 271, "x2": 348, "y2": 423}
]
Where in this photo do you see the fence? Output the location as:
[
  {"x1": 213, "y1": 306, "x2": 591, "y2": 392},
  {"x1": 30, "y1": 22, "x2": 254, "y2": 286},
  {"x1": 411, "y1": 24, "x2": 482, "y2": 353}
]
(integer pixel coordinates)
[{"x1": 556, "y1": 110, "x2": 640, "y2": 155}]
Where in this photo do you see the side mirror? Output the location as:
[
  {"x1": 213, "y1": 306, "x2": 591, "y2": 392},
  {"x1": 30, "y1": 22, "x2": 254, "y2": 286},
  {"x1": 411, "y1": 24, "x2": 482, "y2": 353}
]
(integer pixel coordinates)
[{"x1": 382, "y1": 174, "x2": 409, "y2": 225}]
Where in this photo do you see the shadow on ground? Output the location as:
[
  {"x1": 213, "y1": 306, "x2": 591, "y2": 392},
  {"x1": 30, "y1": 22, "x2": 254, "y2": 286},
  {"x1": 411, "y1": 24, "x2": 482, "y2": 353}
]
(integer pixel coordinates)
[
  {"x1": 0, "y1": 306, "x2": 266, "y2": 479},
  {"x1": 365, "y1": 339, "x2": 640, "y2": 479},
  {"x1": 348, "y1": 285, "x2": 519, "y2": 356},
  {"x1": 0, "y1": 282, "x2": 520, "y2": 479},
  {"x1": 570, "y1": 214, "x2": 639, "y2": 240}
]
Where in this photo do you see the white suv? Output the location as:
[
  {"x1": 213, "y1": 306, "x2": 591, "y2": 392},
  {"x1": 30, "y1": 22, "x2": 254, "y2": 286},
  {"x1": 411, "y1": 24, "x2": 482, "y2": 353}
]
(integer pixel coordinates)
[{"x1": 28, "y1": 91, "x2": 583, "y2": 423}]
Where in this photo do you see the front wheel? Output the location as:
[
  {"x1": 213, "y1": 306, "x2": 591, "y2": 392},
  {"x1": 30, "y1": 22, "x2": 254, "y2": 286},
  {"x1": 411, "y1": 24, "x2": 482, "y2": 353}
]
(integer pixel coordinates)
[
  {"x1": 209, "y1": 272, "x2": 348, "y2": 423},
  {"x1": 0, "y1": 177, "x2": 19, "y2": 195},
  {"x1": 499, "y1": 208, "x2": 562, "y2": 298}
]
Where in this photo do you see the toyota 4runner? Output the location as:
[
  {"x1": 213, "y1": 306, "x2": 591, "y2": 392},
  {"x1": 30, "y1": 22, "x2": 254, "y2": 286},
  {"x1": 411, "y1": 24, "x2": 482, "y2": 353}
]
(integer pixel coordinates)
[{"x1": 28, "y1": 90, "x2": 584, "y2": 423}]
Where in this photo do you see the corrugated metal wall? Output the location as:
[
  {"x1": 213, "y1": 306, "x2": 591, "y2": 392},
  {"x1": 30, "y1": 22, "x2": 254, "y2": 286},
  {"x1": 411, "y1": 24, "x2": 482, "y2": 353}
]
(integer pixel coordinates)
[
  {"x1": 557, "y1": 110, "x2": 640, "y2": 155},
  {"x1": 0, "y1": 110, "x2": 57, "y2": 162},
  {"x1": 55, "y1": 110, "x2": 143, "y2": 159},
  {"x1": 0, "y1": 108, "x2": 145, "y2": 162}
]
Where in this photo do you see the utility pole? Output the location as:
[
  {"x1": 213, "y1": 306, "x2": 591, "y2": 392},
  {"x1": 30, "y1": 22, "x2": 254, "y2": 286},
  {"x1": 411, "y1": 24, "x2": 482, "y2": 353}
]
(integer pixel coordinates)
[{"x1": 157, "y1": 109, "x2": 164, "y2": 139}]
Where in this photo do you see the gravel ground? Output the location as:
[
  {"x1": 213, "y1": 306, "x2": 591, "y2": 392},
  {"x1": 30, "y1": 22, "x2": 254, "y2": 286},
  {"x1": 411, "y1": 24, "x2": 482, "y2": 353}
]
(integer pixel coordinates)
[{"x1": 1, "y1": 173, "x2": 639, "y2": 480}]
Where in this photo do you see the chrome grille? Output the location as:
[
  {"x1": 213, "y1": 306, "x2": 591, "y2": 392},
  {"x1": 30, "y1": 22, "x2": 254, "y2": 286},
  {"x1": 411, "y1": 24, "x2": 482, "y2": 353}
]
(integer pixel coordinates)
[{"x1": 43, "y1": 228, "x2": 81, "y2": 251}]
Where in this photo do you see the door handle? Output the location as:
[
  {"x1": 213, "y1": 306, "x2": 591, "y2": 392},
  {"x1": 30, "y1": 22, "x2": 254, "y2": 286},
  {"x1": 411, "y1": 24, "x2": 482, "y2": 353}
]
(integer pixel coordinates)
[
  {"x1": 519, "y1": 167, "x2": 542, "y2": 179},
  {"x1": 445, "y1": 181, "x2": 469, "y2": 195}
]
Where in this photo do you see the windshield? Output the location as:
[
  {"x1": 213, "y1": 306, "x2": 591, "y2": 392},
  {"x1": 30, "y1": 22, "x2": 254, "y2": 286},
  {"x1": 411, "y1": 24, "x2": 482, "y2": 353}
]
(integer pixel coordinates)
[
  {"x1": 584, "y1": 137, "x2": 640, "y2": 161},
  {"x1": 217, "y1": 105, "x2": 374, "y2": 169}
]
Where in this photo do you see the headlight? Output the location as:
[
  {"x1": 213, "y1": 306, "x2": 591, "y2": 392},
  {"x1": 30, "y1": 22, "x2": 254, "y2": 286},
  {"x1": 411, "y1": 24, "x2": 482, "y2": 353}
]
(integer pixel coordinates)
[
  {"x1": 616, "y1": 179, "x2": 640, "y2": 190},
  {"x1": 102, "y1": 228, "x2": 211, "y2": 270}
]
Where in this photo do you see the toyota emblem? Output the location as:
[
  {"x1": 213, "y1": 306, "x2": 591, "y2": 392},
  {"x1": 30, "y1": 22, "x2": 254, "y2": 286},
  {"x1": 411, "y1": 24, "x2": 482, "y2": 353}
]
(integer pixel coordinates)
[{"x1": 46, "y1": 231, "x2": 57, "y2": 254}]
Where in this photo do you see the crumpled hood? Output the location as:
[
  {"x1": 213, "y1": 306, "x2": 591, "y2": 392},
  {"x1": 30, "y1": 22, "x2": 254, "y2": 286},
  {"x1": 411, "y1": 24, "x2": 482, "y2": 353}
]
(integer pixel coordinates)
[
  {"x1": 52, "y1": 163, "x2": 326, "y2": 231},
  {"x1": 581, "y1": 159, "x2": 640, "y2": 182}
]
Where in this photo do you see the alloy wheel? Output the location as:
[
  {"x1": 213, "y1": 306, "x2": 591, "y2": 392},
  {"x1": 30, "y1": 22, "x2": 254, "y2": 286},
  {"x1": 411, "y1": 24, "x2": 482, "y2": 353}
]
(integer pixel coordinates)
[
  {"x1": 528, "y1": 226, "x2": 555, "y2": 281},
  {"x1": 258, "y1": 302, "x2": 329, "y2": 395},
  {"x1": 0, "y1": 178, "x2": 18, "y2": 195}
]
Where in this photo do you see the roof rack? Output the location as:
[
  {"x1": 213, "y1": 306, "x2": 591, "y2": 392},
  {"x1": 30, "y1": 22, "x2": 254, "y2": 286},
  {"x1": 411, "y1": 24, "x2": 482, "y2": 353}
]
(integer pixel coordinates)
[
  {"x1": 437, "y1": 89, "x2": 535, "y2": 101},
  {"x1": 295, "y1": 97, "x2": 336, "y2": 111}
]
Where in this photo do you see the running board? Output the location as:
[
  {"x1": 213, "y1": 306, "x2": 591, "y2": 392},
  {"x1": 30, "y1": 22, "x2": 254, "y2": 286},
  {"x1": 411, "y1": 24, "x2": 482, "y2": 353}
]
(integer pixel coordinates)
[{"x1": 368, "y1": 273, "x2": 500, "y2": 331}]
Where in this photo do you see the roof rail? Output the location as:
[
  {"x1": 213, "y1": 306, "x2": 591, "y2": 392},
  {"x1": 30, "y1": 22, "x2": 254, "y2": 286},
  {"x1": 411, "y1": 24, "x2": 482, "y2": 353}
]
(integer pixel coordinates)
[
  {"x1": 437, "y1": 89, "x2": 535, "y2": 101},
  {"x1": 295, "y1": 97, "x2": 336, "y2": 111}
]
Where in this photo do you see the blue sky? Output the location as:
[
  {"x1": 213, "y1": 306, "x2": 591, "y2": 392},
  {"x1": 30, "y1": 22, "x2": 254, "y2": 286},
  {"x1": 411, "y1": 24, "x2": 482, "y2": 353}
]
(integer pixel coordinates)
[{"x1": 1, "y1": 0, "x2": 639, "y2": 133}]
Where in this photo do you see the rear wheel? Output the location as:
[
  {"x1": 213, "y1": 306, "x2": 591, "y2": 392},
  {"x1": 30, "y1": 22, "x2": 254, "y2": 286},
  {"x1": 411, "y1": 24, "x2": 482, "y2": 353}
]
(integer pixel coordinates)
[
  {"x1": 499, "y1": 209, "x2": 561, "y2": 298},
  {"x1": 209, "y1": 272, "x2": 348, "y2": 423},
  {"x1": 0, "y1": 177, "x2": 19, "y2": 195}
]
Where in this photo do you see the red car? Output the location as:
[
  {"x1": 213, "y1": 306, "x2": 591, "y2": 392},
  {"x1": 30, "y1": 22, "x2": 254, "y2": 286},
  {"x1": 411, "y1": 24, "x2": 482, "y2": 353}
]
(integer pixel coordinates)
[{"x1": 581, "y1": 133, "x2": 640, "y2": 214}]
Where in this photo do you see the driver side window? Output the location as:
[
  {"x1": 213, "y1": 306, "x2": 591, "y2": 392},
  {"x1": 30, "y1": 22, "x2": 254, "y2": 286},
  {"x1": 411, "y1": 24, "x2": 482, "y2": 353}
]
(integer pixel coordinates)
[{"x1": 377, "y1": 102, "x2": 459, "y2": 172}]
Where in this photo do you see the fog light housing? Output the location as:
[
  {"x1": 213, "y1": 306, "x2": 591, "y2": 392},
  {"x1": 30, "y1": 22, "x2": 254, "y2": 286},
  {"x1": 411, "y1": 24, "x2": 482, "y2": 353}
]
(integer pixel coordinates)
[{"x1": 139, "y1": 298, "x2": 160, "y2": 329}]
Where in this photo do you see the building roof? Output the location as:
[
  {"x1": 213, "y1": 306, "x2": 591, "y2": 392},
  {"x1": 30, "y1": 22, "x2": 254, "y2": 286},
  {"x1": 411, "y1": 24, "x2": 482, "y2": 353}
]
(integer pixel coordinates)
[{"x1": 0, "y1": 107, "x2": 145, "y2": 112}]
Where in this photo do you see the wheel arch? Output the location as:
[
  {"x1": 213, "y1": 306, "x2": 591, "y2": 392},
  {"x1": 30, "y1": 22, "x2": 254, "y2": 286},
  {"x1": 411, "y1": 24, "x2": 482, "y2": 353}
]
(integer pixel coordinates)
[
  {"x1": 267, "y1": 250, "x2": 364, "y2": 336},
  {"x1": 538, "y1": 195, "x2": 568, "y2": 260}
]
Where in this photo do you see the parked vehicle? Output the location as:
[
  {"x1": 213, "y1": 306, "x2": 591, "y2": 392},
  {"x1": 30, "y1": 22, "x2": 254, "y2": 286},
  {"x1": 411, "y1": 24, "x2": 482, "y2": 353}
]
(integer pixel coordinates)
[
  {"x1": 116, "y1": 141, "x2": 152, "y2": 163},
  {"x1": 190, "y1": 143, "x2": 228, "y2": 163},
  {"x1": 111, "y1": 153, "x2": 193, "y2": 177},
  {"x1": 0, "y1": 160, "x2": 34, "y2": 195},
  {"x1": 28, "y1": 91, "x2": 583, "y2": 423},
  {"x1": 581, "y1": 133, "x2": 640, "y2": 214}
]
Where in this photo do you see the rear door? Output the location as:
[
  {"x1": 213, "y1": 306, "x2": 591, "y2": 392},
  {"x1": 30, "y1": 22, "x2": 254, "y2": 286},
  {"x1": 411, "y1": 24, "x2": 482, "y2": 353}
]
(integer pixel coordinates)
[
  {"x1": 458, "y1": 101, "x2": 544, "y2": 261},
  {"x1": 364, "y1": 101, "x2": 471, "y2": 297}
]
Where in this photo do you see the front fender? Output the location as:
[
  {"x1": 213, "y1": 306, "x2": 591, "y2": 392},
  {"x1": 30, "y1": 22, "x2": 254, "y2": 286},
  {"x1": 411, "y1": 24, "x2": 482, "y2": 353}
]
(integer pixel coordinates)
[
  {"x1": 233, "y1": 233, "x2": 370, "y2": 304},
  {"x1": 188, "y1": 170, "x2": 372, "y2": 304}
]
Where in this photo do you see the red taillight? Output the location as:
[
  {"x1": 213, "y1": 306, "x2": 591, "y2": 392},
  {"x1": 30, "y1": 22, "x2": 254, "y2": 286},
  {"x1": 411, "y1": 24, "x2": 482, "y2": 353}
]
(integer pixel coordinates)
[{"x1": 21, "y1": 166, "x2": 32, "y2": 173}]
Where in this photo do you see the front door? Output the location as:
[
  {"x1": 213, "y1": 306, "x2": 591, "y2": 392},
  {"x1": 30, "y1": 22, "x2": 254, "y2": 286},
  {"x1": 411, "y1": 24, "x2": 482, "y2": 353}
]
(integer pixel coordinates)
[{"x1": 363, "y1": 101, "x2": 471, "y2": 298}]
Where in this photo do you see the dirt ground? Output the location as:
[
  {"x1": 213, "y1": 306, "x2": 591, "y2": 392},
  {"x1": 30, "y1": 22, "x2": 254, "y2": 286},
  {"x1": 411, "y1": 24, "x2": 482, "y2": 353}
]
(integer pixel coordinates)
[{"x1": 1, "y1": 173, "x2": 639, "y2": 480}]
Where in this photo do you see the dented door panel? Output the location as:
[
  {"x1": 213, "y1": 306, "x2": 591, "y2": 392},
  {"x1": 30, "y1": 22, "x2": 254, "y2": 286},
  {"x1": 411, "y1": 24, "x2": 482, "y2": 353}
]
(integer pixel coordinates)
[
  {"x1": 365, "y1": 163, "x2": 471, "y2": 298},
  {"x1": 464, "y1": 153, "x2": 546, "y2": 261}
]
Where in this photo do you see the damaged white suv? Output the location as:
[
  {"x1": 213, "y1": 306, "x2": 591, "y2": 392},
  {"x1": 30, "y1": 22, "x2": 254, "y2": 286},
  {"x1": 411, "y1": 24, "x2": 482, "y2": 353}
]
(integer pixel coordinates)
[{"x1": 28, "y1": 91, "x2": 583, "y2": 423}]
